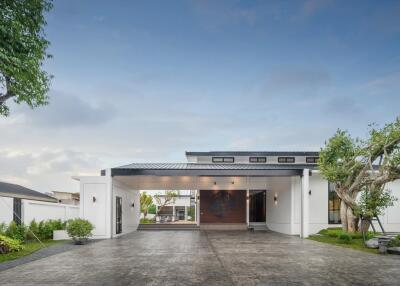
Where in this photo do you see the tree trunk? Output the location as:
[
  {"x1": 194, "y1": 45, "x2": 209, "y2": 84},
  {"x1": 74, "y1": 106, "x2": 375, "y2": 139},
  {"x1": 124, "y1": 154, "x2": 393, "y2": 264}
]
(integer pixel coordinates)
[
  {"x1": 340, "y1": 200, "x2": 348, "y2": 231},
  {"x1": 340, "y1": 200, "x2": 358, "y2": 232},
  {"x1": 360, "y1": 218, "x2": 371, "y2": 233}
]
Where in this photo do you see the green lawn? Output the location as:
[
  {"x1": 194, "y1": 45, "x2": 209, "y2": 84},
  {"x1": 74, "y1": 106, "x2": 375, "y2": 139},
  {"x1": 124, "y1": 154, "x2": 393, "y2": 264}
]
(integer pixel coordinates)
[
  {"x1": 308, "y1": 235, "x2": 379, "y2": 254},
  {"x1": 0, "y1": 240, "x2": 68, "y2": 263}
]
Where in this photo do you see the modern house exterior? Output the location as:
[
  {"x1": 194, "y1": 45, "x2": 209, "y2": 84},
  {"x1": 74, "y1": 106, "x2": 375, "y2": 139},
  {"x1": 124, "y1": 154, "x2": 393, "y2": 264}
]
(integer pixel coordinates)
[
  {"x1": 0, "y1": 181, "x2": 79, "y2": 225},
  {"x1": 73, "y1": 151, "x2": 400, "y2": 239}
]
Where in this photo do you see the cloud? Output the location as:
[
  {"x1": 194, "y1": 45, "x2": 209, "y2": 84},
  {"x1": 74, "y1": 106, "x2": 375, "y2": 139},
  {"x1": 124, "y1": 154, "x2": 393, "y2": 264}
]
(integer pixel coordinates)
[
  {"x1": 0, "y1": 148, "x2": 102, "y2": 193},
  {"x1": 19, "y1": 90, "x2": 116, "y2": 128}
]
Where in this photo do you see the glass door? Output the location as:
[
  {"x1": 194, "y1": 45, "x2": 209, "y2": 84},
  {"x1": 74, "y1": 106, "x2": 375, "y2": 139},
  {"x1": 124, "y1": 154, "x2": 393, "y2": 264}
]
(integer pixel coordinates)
[{"x1": 249, "y1": 190, "x2": 266, "y2": 222}]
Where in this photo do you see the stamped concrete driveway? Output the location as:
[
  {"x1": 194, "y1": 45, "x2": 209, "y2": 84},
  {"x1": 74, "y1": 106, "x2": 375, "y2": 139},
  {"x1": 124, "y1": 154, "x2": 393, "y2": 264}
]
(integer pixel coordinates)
[{"x1": 0, "y1": 230, "x2": 399, "y2": 286}]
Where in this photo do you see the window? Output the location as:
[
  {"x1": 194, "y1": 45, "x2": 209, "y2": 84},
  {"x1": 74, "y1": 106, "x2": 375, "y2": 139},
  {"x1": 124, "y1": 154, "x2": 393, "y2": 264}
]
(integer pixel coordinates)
[
  {"x1": 249, "y1": 157, "x2": 267, "y2": 163},
  {"x1": 328, "y1": 183, "x2": 341, "y2": 224},
  {"x1": 306, "y1": 157, "x2": 319, "y2": 163},
  {"x1": 212, "y1": 157, "x2": 234, "y2": 163},
  {"x1": 277, "y1": 157, "x2": 295, "y2": 163}
]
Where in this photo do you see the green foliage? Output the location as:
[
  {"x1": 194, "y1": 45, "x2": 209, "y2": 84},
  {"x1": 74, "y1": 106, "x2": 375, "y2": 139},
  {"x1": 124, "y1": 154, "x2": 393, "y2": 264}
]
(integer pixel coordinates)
[
  {"x1": 0, "y1": 234, "x2": 24, "y2": 254},
  {"x1": 355, "y1": 189, "x2": 397, "y2": 218},
  {"x1": 5, "y1": 221, "x2": 27, "y2": 242},
  {"x1": 66, "y1": 218, "x2": 94, "y2": 239},
  {"x1": 388, "y1": 235, "x2": 400, "y2": 247},
  {"x1": 0, "y1": 222, "x2": 7, "y2": 235},
  {"x1": 187, "y1": 206, "x2": 195, "y2": 221},
  {"x1": 148, "y1": 204, "x2": 156, "y2": 214},
  {"x1": 317, "y1": 228, "x2": 373, "y2": 240},
  {"x1": 26, "y1": 220, "x2": 40, "y2": 241},
  {"x1": 337, "y1": 232, "x2": 352, "y2": 244},
  {"x1": 140, "y1": 218, "x2": 154, "y2": 224},
  {"x1": 140, "y1": 192, "x2": 153, "y2": 218},
  {"x1": 0, "y1": 0, "x2": 53, "y2": 116},
  {"x1": 36, "y1": 219, "x2": 65, "y2": 240}
]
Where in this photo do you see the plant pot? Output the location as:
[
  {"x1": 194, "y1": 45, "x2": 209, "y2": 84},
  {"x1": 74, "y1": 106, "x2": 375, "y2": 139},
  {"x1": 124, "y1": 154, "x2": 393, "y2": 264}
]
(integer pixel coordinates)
[
  {"x1": 73, "y1": 237, "x2": 89, "y2": 245},
  {"x1": 53, "y1": 230, "x2": 70, "y2": 240}
]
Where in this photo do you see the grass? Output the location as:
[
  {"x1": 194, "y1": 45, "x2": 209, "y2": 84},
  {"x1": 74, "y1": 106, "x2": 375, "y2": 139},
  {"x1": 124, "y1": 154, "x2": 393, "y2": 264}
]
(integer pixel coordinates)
[
  {"x1": 308, "y1": 235, "x2": 379, "y2": 254},
  {"x1": 0, "y1": 239, "x2": 68, "y2": 263},
  {"x1": 140, "y1": 218, "x2": 155, "y2": 224}
]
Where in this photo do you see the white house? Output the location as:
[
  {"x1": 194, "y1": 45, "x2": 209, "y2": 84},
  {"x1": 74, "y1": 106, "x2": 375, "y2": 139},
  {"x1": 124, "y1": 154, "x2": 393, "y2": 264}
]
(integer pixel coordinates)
[
  {"x1": 0, "y1": 181, "x2": 79, "y2": 225},
  {"x1": 73, "y1": 151, "x2": 400, "y2": 239}
]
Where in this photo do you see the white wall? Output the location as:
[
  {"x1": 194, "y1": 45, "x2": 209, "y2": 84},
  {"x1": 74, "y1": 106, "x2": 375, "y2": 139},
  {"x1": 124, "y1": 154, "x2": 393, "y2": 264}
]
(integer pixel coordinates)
[
  {"x1": 22, "y1": 200, "x2": 79, "y2": 223},
  {"x1": 308, "y1": 173, "x2": 331, "y2": 234},
  {"x1": 0, "y1": 197, "x2": 14, "y2": 224},
  {"x1": 112, "y1": 180, "x2": 140, "y2": 237},
  {"x1": 379, "y1": 180, "x2": 400, "y2": 232},
  {"x1": 79, "y1": 175, "x2": 112, "y2": 239},
  {"x1": 266, "y1": 177, "x2": 292, "y2": 234}
]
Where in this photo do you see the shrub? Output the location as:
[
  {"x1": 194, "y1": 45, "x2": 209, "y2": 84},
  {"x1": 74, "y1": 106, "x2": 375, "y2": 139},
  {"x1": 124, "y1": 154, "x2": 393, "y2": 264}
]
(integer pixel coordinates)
[
  {"x1": 67, "y1": 219, "x2": 94, "y2": 240},
  {"x1": 5, "y1": 221, "x2": 27, "y2": 242},
  {"x1": 388, "y1": 235, "x2": 400, "y2": 247},
  {"x1": 0, "y1": 234, "x2": 24, "y2": 254},
  {"x1": 0, "y1": 222, "x2": 7, "y2": 235},
  {"x1": 337, "y1": 232, "x2": 352, "y2": 244},
  {"x1": 37, "y1": 219, "x2": 66, "y2": 240},
  {"x1": 26, "y1": 220, "x2": 40, "y2": 241}
]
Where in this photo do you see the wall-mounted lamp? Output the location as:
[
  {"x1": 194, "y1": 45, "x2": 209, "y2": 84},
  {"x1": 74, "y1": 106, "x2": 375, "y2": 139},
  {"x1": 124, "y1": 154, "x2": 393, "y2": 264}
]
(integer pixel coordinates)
[
  {"x1": 246, "y1": 195, "x2": 250, "y2": 201},
  {"x1": 92, "y1": 196, "x2": 96, "y2": 203},
  {"x1": 214, "y1": 181, "x2": 217, "y2": 185},
  {"x1": 131, "y1": 202, "x2": 135, "y2": 208},
  {"x1": 231, "y1": 180, "x2": 235, "y2": 185},
  {"x1": 309, "y1": 190, "x2": 312, "y2": 195},
  {"x1": 274, "y1": 194, "x2": 278, "y2": 205}
]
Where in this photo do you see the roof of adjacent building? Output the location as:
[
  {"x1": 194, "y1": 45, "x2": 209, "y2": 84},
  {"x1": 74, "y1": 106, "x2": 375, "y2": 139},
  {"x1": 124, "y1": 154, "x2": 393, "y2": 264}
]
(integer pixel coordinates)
[
  {"x1": 0, "y1": 181, "x2": 58, "y2": 203},
  {"x1": 110, "y1": 163, "x2": 317, "y2": 177},
  {"x1": 185, "y1": 151, "x2": 320, "y2": 156}
]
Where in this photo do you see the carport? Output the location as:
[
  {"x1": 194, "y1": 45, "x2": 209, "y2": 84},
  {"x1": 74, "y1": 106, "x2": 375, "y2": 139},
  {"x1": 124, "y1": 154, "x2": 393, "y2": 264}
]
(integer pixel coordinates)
[{"x1": 74, "y1": 163, "x2": 314, "y2": 239}]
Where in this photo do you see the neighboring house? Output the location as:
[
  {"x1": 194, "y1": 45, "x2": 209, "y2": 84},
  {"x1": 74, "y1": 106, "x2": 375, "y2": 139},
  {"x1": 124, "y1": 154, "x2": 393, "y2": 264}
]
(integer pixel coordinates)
[
  {"x1": 154, "y1": 190, "x2": 195, "y2": 221},
  {"x1": 73, "y1": 151, "x2": 400, "y2": 239},
  {"x1": 0, "y1": 181, "x2": 79, "y2": 225},
  {"x1": 48, "y1": 191, "x2": 80, "y2": 205}
]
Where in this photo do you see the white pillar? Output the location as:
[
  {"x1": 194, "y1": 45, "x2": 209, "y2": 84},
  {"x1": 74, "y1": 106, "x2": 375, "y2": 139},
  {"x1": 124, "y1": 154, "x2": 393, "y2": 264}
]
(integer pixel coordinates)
[
  {"x1": 184, "y1": 206, "x2": 188, "y2": 221},
  {"x1": 301, "y1": 169, "x2": 310, "y2": 238},
  {"x1": 196, "y1": 190, "x2": 200, "y2": 226},
  {"x1": 246, "y1": 189, "x2": 250, "y2": 226},
  {"x1": 173, "y1": 205, "x2": 176, "y2": 217}
]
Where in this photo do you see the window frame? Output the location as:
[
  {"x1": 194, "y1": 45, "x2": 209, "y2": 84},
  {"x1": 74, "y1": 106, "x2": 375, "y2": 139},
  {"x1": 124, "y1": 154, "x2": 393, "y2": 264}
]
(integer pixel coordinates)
[
  {"x1": 277, "y1": 157, "x2": 295, "y2": 163},
  {"x1": 306, "y1": 156, "x2": 319, "y2": 163},
  {"x1": 249, "y1": 156, "x2": 267, "y2": 163},
  {"x1": 328, "y1": 182, "x2": 341, "y2": 224},
  {"x1": 212, "y1": 157, "x2": 235, "y2": 163}
]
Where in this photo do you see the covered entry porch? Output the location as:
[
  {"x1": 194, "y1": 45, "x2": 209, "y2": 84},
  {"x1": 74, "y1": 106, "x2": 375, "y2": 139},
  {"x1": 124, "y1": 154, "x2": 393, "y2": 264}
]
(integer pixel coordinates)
[{"x1": 76, "y1": 164, "x2": 315, "y2": 239}]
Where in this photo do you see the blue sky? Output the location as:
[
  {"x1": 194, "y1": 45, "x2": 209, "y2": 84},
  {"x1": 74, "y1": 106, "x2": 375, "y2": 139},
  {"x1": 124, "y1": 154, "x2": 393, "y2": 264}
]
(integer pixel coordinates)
[{"x1": 0, "y1": 0, "x2": 400, "y2": 192}]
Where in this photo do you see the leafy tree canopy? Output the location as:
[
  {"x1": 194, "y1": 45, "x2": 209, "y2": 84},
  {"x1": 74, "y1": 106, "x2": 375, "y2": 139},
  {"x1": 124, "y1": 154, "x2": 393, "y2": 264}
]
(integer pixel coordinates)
[{"x1": 0, "y1": 0, "x2": 53, "y2": 116}]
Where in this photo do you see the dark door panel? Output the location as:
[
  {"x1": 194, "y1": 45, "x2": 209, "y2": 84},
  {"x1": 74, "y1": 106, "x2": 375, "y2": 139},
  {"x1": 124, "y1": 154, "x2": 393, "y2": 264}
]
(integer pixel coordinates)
[
  {"x1": 116, "y1": 196, "x2": 122, "y2": 234},
  {"x1": 200, "y1": 190, "x2": 246, "y2": 223},
  {"x1": 249, "y1": 190, "x2": 266, "y2": 222}
]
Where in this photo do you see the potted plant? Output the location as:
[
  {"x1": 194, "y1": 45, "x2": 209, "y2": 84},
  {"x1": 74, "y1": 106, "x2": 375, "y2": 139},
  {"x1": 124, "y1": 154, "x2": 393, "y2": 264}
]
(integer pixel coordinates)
[{"x1": 66, "y1": 218, "x2": 94, "y2": 245}]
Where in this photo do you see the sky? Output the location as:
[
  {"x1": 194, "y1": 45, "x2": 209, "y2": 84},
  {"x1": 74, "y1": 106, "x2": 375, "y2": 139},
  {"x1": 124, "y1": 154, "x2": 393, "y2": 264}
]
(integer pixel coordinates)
[{"x1": 1, "y1": 0, "x2": 400, "y2": 193}]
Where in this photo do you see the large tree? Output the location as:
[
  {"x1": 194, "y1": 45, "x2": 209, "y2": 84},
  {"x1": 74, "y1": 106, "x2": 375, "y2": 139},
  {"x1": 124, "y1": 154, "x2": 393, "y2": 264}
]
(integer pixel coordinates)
[
  {"x1": 140, "y1": 192, "x2": 153, "y2": 219},
  {"x1": 319, "y1": 117, "x2": 400, "y2": 232},
  {"x1": 0, "y1": 0, "x2": 53, "y2": 116}
]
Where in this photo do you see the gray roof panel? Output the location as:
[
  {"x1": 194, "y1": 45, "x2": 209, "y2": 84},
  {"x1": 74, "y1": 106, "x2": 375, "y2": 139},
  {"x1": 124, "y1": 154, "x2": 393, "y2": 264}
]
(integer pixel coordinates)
[
  {"x1": 112, "y1": 163, "x2": 317, "y2": 177},
  {"x1": 0, "y1": 181, "x2": 58, "y2": 203},
  {"x1": 185, "y1": 151, "x2": 320, "y2": 156}
]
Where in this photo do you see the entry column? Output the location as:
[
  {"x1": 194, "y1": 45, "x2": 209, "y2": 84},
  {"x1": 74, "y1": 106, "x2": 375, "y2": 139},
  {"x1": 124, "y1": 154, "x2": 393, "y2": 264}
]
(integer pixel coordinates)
[{"x1": 301, "y1": 169, "x2": 310, "y2": 238}]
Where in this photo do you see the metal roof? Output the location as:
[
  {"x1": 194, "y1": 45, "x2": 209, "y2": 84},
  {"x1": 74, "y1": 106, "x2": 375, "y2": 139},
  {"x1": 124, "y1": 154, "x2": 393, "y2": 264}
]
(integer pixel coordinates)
[
  {"x1": 111, "y1": 163, "x2": 317, "y2": 177},
  {"x1": 0, "y1": 181, "x2": 58, "y2": 203},
  {"x1": 185, "y1": 151, "x2": 320, "y2": 156}
]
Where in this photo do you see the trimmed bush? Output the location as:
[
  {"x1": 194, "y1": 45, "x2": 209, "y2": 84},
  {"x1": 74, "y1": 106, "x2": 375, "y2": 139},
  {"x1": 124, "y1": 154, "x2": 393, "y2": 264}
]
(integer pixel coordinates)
[
  {"x1": 6, "y1": 221, "x2": 27, "y2": 242},
  {"x1": 388, "y1": 235, "x2": 400, "y2": 247},
  {"x1": 337, "y1": 232, "x2": 352, "y2": 244},
  {"x1": 37, "y1": 219, "x2": 66, "y2": 240},
  {"x1": 67, "y1": 219, "x2": 94, "y2": 241},
  {"x1": 0, "y1": 234, "x2": 24, "y2": 254}
]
